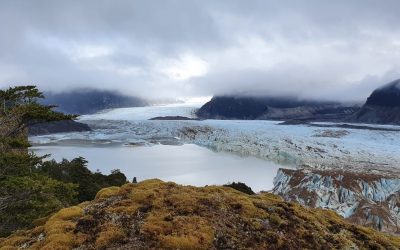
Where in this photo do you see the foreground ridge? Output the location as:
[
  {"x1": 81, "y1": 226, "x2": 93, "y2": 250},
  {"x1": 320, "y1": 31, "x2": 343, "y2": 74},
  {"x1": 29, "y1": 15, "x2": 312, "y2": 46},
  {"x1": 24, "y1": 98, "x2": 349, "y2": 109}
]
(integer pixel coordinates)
[{"x1": 1, "y1": 179, "x2": 399, "y2": 249}]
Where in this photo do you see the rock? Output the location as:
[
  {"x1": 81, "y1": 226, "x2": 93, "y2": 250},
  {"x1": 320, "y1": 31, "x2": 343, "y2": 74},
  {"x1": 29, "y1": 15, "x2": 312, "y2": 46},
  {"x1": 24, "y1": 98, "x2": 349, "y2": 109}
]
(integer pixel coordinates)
[
  {"x1": 41, "y1": 89, "x2": 147, "y2": 115},
  {"x1": 312, "y1": 129, "x2": 350, "y2": 138},
  {"x1": 223, "y1": 182, "x2": 255, "y2": 195},
  {"x1": 149, "y1": 116, "x2": 199, "y2": 120},
  {"x1": 352, "y1": 105, "x2": 400, "y2": 125},
  {"x1": 196, "y1": 96, "x2": 270, "y2": 119},
  {"x1": 28, "y1": 120, "x2": 91, "y2": 136},
  {"x1": 351, "y1": 79, "x2": 400, "y2": 124},
  {"x1": 197, "y1": 95, "x2": 359, "y2": 121},
  {"x1": 273, "y1": 168, "x2": 400, "y2": 234},
  {"x1": 366, "y1": 79, "x2": 400, "y2": 107},
  {"x1": 260, "y1": 105, "x2": 359, "y2": 121},
  {"x1": 278, "y1": 120, "x2": 309, "y2": 125}
]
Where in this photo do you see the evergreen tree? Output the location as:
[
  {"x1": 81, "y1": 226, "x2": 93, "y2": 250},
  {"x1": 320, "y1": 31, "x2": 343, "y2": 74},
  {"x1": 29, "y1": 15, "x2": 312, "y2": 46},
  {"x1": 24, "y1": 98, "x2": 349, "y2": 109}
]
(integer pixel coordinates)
[{"x1": 0, "y1": 85, "x2": 126, "y2": 236}]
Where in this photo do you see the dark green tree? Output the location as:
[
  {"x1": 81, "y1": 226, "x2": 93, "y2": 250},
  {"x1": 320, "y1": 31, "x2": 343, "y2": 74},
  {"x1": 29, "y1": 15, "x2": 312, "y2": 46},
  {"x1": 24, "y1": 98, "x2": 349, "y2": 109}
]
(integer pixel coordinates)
[
  {"x1": 0, "y1": 174, "x2": 77, "y2": 235},
  {"x1": 40, "y1": 158, "x2": 127, "y2": 202},
  {"x1": 0, "y1": 85, "x2": 78, "y2": 236},
  {"x1": 0, "y1": 85, "x2": 128, "y2": 236}
]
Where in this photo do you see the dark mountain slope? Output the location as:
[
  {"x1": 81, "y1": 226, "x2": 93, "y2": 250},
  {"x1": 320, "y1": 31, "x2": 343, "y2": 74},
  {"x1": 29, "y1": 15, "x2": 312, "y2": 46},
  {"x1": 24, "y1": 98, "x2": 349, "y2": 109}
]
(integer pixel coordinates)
[
  {"x1": 196, "y1": 96, "x2": 269, "y2": 119},
  {"x1": 197, "y1": 95, "x2": 358, "y2": 121},
  {"x1": 42, "y1": 89, "x2": 148, "y2": 115},
  {"x1": 28, "y1": 120, "x2": 91, "y2": 136},
  {"x1": 366, "y1": 79, "x2": 400, "y2": 107},
  {"x1": 351, "y1": 79, "x2": 400, "y2": 124}
]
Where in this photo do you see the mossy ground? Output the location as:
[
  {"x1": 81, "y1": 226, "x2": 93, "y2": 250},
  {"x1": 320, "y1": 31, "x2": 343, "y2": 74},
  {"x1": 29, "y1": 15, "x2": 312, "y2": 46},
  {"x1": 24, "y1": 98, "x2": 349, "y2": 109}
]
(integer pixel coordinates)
[{"x1": 1, "y1": 179, "x2": 399, "y2": 249}]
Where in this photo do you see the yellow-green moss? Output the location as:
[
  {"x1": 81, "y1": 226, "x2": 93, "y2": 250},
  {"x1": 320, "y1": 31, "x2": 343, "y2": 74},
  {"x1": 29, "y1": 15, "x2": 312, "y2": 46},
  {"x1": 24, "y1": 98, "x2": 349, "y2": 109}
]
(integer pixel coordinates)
[
  {"x1": 95, "y1": 224, "x2": 126, "y2": 249},
  {"x1": 0, "y1": 236, "x2": 30, "y2": 249},
  {"x1": 48, "y1": 206, "x2": 83, "y2": 222},
  {"x1": 269, "y1": 214, "x2": 284, "y2": 226},
  {"x1": 161, "y1": 234, "x2": 210, "y2": 250},
  {"x1": 0, "y1": 246, "x2": 18, "y2": 250},
  {"x1": 77, "y1": 201, "x2": 91, "y2": 208},
  {"x1": 2, "y1": 179, "x2": 400, "y2": 249},
  {"x1": 41, "y1": 234, "x2": 73, "y2": 250},
  {"x1": 95, "y1": 186, "x2": 121, "y2": 200}
]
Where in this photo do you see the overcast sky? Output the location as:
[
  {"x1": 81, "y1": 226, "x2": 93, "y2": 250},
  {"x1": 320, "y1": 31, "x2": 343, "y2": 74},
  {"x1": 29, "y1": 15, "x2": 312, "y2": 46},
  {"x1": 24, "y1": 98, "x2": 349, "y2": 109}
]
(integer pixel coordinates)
[{"x1": 1, "y1": 0, "x2": 400, "y2": 101}]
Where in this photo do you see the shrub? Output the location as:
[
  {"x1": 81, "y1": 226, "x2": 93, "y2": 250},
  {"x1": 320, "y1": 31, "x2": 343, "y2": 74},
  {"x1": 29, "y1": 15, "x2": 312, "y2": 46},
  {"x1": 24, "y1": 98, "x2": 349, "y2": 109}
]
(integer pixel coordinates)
[
  {"x1": 223, "y1": 182, "x2": 255, "y2": 195},
  {"x1": 39, "y1": 158, "x2": 128, "y2": 202},
  {"x1": 0, "y1": 175, "x2": 77, "y2": 237}
]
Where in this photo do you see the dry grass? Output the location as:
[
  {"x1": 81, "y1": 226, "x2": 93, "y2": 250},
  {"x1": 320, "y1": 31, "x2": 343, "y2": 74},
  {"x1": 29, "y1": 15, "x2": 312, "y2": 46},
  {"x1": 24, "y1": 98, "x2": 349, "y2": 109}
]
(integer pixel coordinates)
[
  {"x1": 0, "y1": 236, "x2": 30, "y2": 249},
  {"x1": 40, "y1": 234, "x2": 73, "y2": 250},
  {"x1": 0, "y1": 246, "x2": 18, "y2": 250},
  {"x1": 95, "y1": 223, "x2": 126, "y2": 249}
]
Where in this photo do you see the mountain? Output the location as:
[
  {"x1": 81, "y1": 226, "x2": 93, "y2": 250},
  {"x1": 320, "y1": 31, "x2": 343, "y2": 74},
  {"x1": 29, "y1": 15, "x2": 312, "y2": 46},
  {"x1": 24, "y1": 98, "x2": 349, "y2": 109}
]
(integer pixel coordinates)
[
  {"x1": 366, "y1": 79, "x2": 400, "y2": 107},
  {"x1": 197, "y1": 95, "x2": 359, "y2": 121},
  {"x1": 28, "y1": 120, "x2": 91, "y2": 136},
  {"x1": 1, "y1": 179, "x2": 399, "y2": 249},
  {"x1": 196, "y1": 96, "x2": 270, "y2": 119},
  {"x1": 42, "y1": 89, "x2": 148, "y2": 115},
  {"x1": 351, "y1": 79, "x2": 400, "y2": 124}
]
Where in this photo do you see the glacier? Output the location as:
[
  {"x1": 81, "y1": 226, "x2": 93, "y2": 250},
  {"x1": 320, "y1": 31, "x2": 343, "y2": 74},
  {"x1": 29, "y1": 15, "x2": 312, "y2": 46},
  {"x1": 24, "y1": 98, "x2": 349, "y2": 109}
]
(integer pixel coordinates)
[
  {"x1": 29, "y1": 105, "x2": 400, "y2": 233},
  {"x1": 273, "y1": 168, "x2": 400, "y2": 233},
  {"x1": 31, "y1": 118, "x2": 400, "y2": 174}
]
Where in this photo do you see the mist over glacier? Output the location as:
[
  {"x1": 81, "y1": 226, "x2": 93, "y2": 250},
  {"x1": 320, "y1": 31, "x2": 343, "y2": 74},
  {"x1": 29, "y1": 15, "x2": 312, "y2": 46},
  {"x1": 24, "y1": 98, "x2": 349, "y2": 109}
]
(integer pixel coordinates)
[{"x1": 1, "y1": 1, "x2": 400, "y2": 101}]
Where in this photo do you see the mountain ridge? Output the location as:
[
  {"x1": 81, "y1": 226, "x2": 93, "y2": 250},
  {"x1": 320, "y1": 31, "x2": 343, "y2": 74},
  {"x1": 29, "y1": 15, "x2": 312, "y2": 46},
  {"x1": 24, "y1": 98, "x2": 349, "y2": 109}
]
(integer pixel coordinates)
[
  {"x1": 41, "y1": 89, "x2": 148, "y2": 115},
  {"x1": 351, "y1": 79, "x2": 400, "y2": 124},
  {"x1": 196, "y1": 95, "x2": 359, "y2": 121}
]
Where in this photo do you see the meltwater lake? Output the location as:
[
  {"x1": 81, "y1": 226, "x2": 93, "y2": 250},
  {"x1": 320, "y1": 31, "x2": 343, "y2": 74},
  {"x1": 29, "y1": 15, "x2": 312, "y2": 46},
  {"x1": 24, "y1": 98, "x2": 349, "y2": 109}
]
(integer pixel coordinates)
[{"x1": 31, "y1": 143, "x2": 283, "y2": 192}]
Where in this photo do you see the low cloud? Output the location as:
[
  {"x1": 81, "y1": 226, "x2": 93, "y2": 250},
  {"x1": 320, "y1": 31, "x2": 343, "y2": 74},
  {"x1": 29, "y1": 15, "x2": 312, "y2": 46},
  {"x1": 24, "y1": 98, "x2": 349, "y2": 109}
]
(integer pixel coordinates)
[{"x1": 1, "y1": 0, "x2": 400, "y2": 101}]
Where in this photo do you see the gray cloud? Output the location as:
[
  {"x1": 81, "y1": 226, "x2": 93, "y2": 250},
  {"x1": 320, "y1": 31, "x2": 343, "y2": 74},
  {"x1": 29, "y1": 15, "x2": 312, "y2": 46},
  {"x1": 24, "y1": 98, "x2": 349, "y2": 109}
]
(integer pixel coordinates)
[{"x1": 1, "y1": 0, "x2": 400, "y2": 101}]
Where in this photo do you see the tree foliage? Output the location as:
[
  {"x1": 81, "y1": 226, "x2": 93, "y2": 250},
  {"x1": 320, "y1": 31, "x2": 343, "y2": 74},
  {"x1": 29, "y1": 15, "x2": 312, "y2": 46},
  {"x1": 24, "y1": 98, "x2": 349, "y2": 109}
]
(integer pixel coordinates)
[
  {"x1": 0, "y1": 174, "x2": 78, "y2": 235},
  {"x1": 40, "y1": 158, "x2": 127, "y2": 203},
  {"x1": 0, "y1": 85, "x2": 127, "y2": 237}
]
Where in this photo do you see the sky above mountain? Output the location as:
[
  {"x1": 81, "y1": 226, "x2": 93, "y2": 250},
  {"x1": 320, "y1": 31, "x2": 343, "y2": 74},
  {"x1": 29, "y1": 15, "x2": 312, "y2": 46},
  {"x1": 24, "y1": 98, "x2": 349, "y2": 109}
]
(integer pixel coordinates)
[{"x1": 1, "y1": 0, "x2": 400, "y2": 101}]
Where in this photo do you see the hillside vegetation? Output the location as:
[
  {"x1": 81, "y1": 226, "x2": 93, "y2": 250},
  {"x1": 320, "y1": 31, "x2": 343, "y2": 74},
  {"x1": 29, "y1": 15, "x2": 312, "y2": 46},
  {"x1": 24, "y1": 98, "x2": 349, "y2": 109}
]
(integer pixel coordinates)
[
  {"x1": 1, "y1": 179, "x2": 399, "y2": 250},
  {"x1": 0, "y1": 86, "x2": 127, "y2": 236}
]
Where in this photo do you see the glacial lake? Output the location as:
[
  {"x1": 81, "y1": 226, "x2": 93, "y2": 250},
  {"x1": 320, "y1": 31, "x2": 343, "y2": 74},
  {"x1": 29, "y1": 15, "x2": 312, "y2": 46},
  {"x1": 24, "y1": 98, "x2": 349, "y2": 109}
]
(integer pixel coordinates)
[{"x1": 31, "y1": 143, "x2": 284, "y2": 192}]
